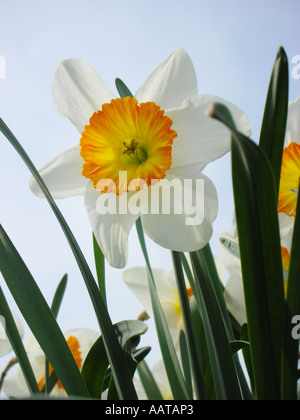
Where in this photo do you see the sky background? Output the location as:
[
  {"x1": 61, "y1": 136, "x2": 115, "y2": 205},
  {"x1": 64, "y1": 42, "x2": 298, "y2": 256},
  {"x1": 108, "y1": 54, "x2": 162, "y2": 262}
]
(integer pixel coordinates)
[{"x1": 1, "y1": 0, "x2": 300, "y2": 383}]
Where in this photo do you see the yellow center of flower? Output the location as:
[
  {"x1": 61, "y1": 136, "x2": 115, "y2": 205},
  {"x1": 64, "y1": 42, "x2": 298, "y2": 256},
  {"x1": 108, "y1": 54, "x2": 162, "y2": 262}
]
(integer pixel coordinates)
[
  {"x1": 80, "y1": 97, "x2": 177, "y2": 195},
  {"x1": 38, "y1": 335, "x2": 82, "y2": 391},
  {"x1": 278, "y1": 142, "x2": 300, "y2": 217}
]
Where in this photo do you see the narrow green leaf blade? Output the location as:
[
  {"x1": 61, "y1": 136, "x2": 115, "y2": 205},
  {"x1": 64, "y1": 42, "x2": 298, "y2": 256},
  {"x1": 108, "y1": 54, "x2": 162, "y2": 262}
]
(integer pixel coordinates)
[
  {"x1": 81, "y1": 334, "x2": 108, "y2": 399},
  {"x1": 135, "y1": 218, "x2": 189, "y2": 400},
  {"x1": 107, "y1": 320, "x2": 148, "y2": 400},
  {"x1": 82, "y1": 320, "x2": 148, "y2": 399},
  {"x1": 210, "y1": 103, "x2": 285, "y2": 399},
  {"x1": 0, "y1": 225, "x2": 90, "y2": 397},
  {"x1": 190, "y1": 251, "x2": 242, "y2": 400},
  {"x1": 137, "y1": 360, "x2": 164, "y2": 400},
  {"x1": 172, "y1": 251, "x2": 206, "y2": 400},
  {"x1": 50, "y1": 274, "x2": 68, "y2": 319},
  {"x1": 115, "y1": 78, "x2": 134, "y2": 99},
  {"x1": 93, "y1": 234, "x2": 106, "y2": 307},
  {"x1": 259, "y1": 46, "x2": 289, "y2": 196}
]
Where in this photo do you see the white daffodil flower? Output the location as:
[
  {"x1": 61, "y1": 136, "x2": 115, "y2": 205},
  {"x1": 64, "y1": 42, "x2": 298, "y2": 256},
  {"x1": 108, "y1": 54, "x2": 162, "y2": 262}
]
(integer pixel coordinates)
[
  {"x1": 220, "y1": 218, "x2": 295, "y2": 326},
  {"x1": 2, "y1": 328, "x2": 98, "y2": 398},
  {"x1": 29, "y1": 48, "x2": 250, "y2": 268},
  {"x1": 277, "y1": 95, "x2": 300, "y2": 271},
  {"x1": 0, "y1": 313, "x2": 23, "y2": 358},
  {"x1": 123, "y1": 266, "x2": 193, "y2": 349}
]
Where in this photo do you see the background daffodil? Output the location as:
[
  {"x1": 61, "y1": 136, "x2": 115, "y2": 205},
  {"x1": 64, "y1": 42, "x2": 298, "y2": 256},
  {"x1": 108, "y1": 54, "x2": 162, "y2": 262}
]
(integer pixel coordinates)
[
  {"x1": 0, "y1": 314, "x2": 23, "y2": 358},
  {"x1": 123, "y1": 266, "x2": 193, "y2": 349},
  {"x1": 2, "y1": 328, "x2": 98, "y2": 398},
  {"x1": 278, "y1": 96, "x2": 300, "y2": 270}
]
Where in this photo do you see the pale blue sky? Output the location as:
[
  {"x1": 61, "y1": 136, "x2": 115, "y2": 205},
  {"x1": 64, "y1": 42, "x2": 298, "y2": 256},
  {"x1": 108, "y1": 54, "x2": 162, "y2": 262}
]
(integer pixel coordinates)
[{"x1": 1, "y1": 0, "x2": 300, "y2": 374}]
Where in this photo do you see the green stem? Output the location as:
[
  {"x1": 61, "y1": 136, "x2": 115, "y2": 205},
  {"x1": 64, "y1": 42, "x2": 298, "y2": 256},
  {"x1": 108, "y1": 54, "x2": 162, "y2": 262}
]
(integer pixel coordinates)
[
  {"x1": 135, "y1": 218, "x2": 189, "y2": 400},
  {"x1": 171, "y1": 251, "x2": 207, "y2": 400}
]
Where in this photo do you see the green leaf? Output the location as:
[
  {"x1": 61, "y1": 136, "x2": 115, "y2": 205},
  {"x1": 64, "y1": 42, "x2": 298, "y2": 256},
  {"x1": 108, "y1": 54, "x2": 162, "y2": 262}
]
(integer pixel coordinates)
[
  {"x1": 0, "y1": 287, "x2": 40, "y2": 395},
  {"x1": 81, "y1": 333, "x2": 108, "y2": 399},
  {"x1": 229, "y1": 340, "x2": 250, "y2": 354},
  {"x1": 50, "y1": 274, "x2": 68, "y2": 319},
  {"x1": 43, "y1": 274, "x2": 68, "y2": 394},
  {"x1": 281, "y1": 183, "x2": 300, "y2": 400},
  {"x1": 203, "y1": 339, "x2": 250, "y2": 401},
  {"x1": 172, "y1": 251, "x2": 206, "y2": 400},
  {"x1": 135, "y1": 218, "x2": 189, "y2": 400},
  {"x1": 189, "y1": 295, "x2": 210, "y2": 377},
  {"x1": 115, "y1": 78, "x2": 134, "y2": 99},
  {"x1": 179, "y1": 331, "x2": 193, "y2": 399},
  {"x1": 0, "y1": 118, "x2": 138, "y2": 400},
  {"x1": 82, "y1": 320, "x2": 147, "y2": 399},
  {"x1": 189, "y1": 251, "x2": 242, "y2": 400},
  {"x1": 259, "y1": 46, "x2": 289, "y2": 196},
  {"x1": 0, "y1": 225, "x2": 90, "y2": 397},
  {"x1": 114, "y1": 320, "x2": 148, "y2": 350},
  {"x1": 137, "y1": 360, "x2": 164, "y2": 400},
  {"x1": 210, "y1": 102, "x2": 285, "y2": 400},
  {"x1": 93, "y1": 234, "x2": 106, "y2": 307},
  {"x1": 106, "y1": 320, "x2": 148, "y2": 400},
  {"x1": 196, "y1": 245, "x2": 234, "y2": 339},
  {"x1": 194, "y1": 247, "x2": 252, "y2": 400},
  {"x1": 103, "y1": 347, "x2": 151, "y2": 392}
]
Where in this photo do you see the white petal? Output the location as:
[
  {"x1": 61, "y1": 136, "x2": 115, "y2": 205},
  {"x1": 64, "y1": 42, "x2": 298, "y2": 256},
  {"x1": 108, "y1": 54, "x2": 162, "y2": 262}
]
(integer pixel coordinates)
[
  {"x1": 219, "y1": 231, "x2": 246, "y2": 325},
  {"x1": 123, "y1": 267, "x2": 172, "y2": 317},
  {"x1": 224, "y1": 273, "x2": 247, "y2": 326},
  {"x1": 52, "y1": 59, "x2": 116, "y2": 133},
  {"x1": 135, "y1": 48, "x2": 198, "y2": 110},
  {"x1": 167, "y1": 94, "x2": 251, "y2": 176},
  {"x1": 29, "y1": 145, "x2": 87, "y2": 199},
  {"x1": 141, "y1": 174, "x2": 218, "y2": 252},
  {"x1": 278, "y1": 212, "x2": 294, "y2": 252},
  {"x1": 0, "y1": 313, "x2": 23, "y2": 357},
  {"x1": 152, "y1": 359, "x2": 172, "y2": 399},
  {"x1": 84, "y1": 183, "x2": 139, "y2": 268},
  {"x1": 219, "y1": 231, "x2": 241, "y2": 272},
  {"x1": 123, "y1": 267, "x2": 182, "y2": 348},
  {"x1": 2, "y1": 371, "x2": 27, "y2": 398},
  {"x1": 285, "y1": 95, "x2": 300, "y2": 147},
  {"x1": 160, "y1": 301, "x2": 183, "y2": 349},
  {"x1": 63, "y1": 328, "x2": 99, "y2": 362}
]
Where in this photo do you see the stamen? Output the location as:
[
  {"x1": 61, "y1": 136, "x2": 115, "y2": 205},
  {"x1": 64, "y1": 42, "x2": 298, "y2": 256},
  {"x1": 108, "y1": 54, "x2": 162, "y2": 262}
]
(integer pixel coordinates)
[{"x1": 123, "y1": 139, "x2": 138, "y2": 156}]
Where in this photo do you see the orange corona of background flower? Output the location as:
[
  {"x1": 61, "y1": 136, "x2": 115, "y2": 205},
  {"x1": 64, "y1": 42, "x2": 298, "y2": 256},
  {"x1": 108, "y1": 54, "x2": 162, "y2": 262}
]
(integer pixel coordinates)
[{"x1": 278, "y1": 142, "x2": 300, "y2": 217}]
